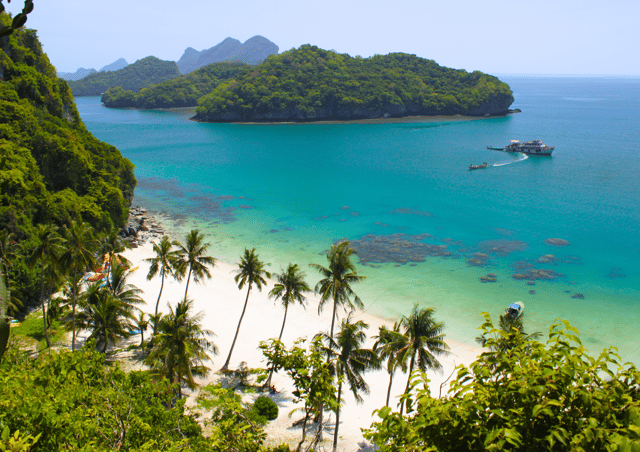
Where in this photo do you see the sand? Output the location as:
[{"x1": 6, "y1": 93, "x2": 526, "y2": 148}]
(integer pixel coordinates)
[{"x1": 117, "y1": 239, "x2": 482, "y2": 451}]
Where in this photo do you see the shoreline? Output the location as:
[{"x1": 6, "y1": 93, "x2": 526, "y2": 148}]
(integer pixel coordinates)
[{"x1": 120, "y1": 208, "x2": 483, "y2": 450}]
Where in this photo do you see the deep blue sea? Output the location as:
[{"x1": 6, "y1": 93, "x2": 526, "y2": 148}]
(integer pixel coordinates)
[{"x1": 76, "y1": 77, "x2": 640, "y2": 365}]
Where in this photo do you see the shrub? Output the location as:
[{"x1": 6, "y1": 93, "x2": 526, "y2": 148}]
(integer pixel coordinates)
[{"x1": 252, "y1": 396, "x2": 279, "y2": 421}]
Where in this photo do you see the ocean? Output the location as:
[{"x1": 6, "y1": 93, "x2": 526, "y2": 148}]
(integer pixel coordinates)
[{"x1": 75, "y1": 76, "x2": 640, "y2": 365}]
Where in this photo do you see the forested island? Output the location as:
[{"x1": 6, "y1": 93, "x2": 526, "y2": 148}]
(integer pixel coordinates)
[
  {"x1": 101, "y1": 61, "x2": 250, "y2": 109},
  {"x1": 67, "y1": 56, "x2": 180, "y2": 96},
  {"x1": 101, "y1": 45, "x2": 514, "y2": 121},
  {"x1": 194, "y1": 45, "x2": 514, "y2": 122}
]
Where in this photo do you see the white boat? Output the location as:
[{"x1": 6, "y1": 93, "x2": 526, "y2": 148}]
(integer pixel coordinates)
[{"x1": 489, "y1": 139, "x2": 554, "y2": 156}]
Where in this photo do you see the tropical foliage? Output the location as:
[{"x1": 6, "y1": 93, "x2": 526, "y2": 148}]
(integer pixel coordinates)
[
  {"x1": 101, "y1": 61, "x2": 251, "y2": 108},
  {"x1": 195, "y1": 45, "x2": 514, "y2": 122},
  {"x1": 68, "y1": 56, "x2": 180, "y2": 96},
  {"x1": 146, "y1": 298, "x2": 218, "y2": 397},
  {"x1": 366, "y1": 316, "x2": 640, "y2": 451},
  {"x1": 176, "y1": 229, "x2": 215, "y2": 301},
  {"x1": 145, "y1": 235, "x2": 181, "y2": 329}
]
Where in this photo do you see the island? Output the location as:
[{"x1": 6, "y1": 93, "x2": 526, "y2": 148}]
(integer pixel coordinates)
[{"x1": 193, "y1": 45, "x2": 514, "y2": 122}]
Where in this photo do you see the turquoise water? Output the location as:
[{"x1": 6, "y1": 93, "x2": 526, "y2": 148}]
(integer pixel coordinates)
[{"x1": 76, "y1": 77, "x2": 640, "y2": 364}]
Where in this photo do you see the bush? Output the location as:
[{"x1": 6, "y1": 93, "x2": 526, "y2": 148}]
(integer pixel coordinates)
[{"x1": 252, "y1": 396, "x2": 279, "y2": 421}]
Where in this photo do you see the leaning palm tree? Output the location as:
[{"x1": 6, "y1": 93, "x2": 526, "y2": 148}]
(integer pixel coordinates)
[
  {"x1": 146, "y1": 298, "x2": 217, "y2": 397},
  {"x1": 76, "y1": 283, "x2": 136, "y2": 353},
  {"x1": 321, "y1": 313, "x2": 379, "y2": 452},
  {"x1": 221, "y1": 248, "x2": 270, "y2": 371},
  {"x1": 145, "y1": 236, "x2": 181, "y2": 332},
  {"x1": 105, "y1": 265, "x2": 144, "y2": 319},
  {"x1": 264, "y1": 263, "x2": 310, "y2": 388},
  {"x1": 373, "y1": 322, "x2": 410, "y2": 407},
  {"x1": 59, "y1": 221, "x2": 99, "y2": 350},
  {"x1": 310, "y1": 241, "x2": 365, "y2": 338},
  {"x1": 396, "y1": 304, "x2": 449, "y2": 415},
  {"x1": 176, "y1": 229, "x2": 215, "y2": 301},
  {"x1": 26, "y1": 224, "x2": 63, "y2": 348}
]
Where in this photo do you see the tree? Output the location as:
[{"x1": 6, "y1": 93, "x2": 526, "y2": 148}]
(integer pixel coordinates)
[
  {"x1": 176, "y1": 229, "x2": 215, "y2": 301},
  {"x1": 365, "y1": 316, "x2": 640, "y2": 451},
  {"x1": 265, "y1": 263, "x2": 310, "y2": 388},
  {"x1": 476, "y1": 307, "x2": 542, "y2": 352},
  {"x1": 26, "y1": 223, "x2": 64, "y2": 348},
  {"x1": 146, "y1": 298, "x2": 218, "y2": 398},
  {"x1": 222, "y1": 248, "x2": 270, "y2": 371},
  {"x1": 98, "y1": 229, "x2": 131, "y2": 284},
  {"x1": 132, "y1": 310, "x2": 148, "y2": 347},
  {"x1": 310, "y1": 241, "x2": 365, "y2": 338},
  {"x1": 76, "y1": 283, "x2": 136, "y2": 353},
  {"x1": 373, "y1": 322, "x2": 409, "y2": 407},
  {"x1": 105, "y1": 265, "x2": 143, "y2": 314},
  {"x1": 321, "y1": 313, "x2": 379, "y2": 452},
  {"x1": 59, "y1": 221, "x2": 99, "y2": 351},
  {"x1": 0, "y1": 0, "x2": 33, "y2": 38},
  {"x1": 259, "y1": 337, "x2": 338, "y2": 452},
  {"x1": 145, "y1": 235, "x2": 181, "y2": 332},
  {"x1": 396, "y1": 304, "x2": 449, "y2": 415}
]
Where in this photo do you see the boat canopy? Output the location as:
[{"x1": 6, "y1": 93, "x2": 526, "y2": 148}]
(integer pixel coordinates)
[{"x1": 508, "y1": 303, "x2": 521, "y2": 310}]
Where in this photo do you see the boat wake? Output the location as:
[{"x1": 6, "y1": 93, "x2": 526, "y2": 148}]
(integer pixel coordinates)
[{"x1": 493, "y1": 153, "x2": 528, "y2": 167}]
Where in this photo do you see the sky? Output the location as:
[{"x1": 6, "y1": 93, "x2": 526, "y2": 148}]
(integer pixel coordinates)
[{"x1": 15, "y1": 0, "x2": 640, "y2": 76}]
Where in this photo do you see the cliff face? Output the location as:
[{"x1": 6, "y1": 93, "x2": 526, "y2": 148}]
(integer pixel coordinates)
[{"x1": 0, "y1": 13, "x2": 135, "y2": 237}]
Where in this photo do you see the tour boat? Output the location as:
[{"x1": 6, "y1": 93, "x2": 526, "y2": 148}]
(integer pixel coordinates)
[{"x1": 488, "y1": 140, "x2": 554, "y2": 156}]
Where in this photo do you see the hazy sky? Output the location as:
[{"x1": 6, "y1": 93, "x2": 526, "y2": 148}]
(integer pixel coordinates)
[{"x1": 18, "y1": 0, "x2": 640, "y2": 75}]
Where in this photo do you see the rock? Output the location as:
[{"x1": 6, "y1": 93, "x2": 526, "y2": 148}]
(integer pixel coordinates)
[
  {"x1": 571, "y1": 293, "x2": 585, "y2": 299},
  {"x1": 529, "y1": 290, "x2": 536, "y2": 295},
  {"x1": 545, "y1": 238, "x2": 570, "y2": 247},
  {"x1": 527, "y1": 281, "x2": 536, "y2": 286},
  {"x1": 487, "y1": 273, "x2": 497, "y2": 278}
]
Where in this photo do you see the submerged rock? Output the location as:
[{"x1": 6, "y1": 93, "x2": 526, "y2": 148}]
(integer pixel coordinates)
[{"x1": 545, "y1": 238, "x2": 570, "y2": 247}]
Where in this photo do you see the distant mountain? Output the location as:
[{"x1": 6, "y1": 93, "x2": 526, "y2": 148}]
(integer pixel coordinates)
[
  {"x1": 177, "y1": 35, "x2": 278, "y2": 74},
  {"x1": 99, "y1": 58, "x2": 128, "y2": 72},
  {"x1": 58, "y1": 67, "x2": 97, "y2": 81},
  {"x1": 68, "y1": 56, "x2": 180, "y2": 96}
]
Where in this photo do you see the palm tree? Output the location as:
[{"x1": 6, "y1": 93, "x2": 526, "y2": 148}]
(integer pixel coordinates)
[
  {"x1": 59, "y1": 221, "x2": 99, "y2": 350},
  {"x1": 76, "y1": 283, "x2": 136, "y2": 353},
  {"x1": 26, "y1": 224, "x2": 63, "y2": 348},
  {"x1": 105, "y1": 264, "x2": 144, "y2": 313},
  {"x1": 146, "y1": 298, "x2": 217, "y2": 397},
  {"x1": 310, "y1": 241, "x2": 365, "y2": 338},
  {"x1": 99, "y1": 229, "x2": 131, "y2": 282},
  {"x1": 476, "y1": 308, "x2": 542, "y2": 352},
  {"x1": 265, "y1": 263, "x2": 310, "y2": 388},
  {"x1": 0, "y1": 230, "x2": 20, "y2": 314},
  {"x1": 321, "y1": 313, "x2": 379, "y2": 452},
  {"x1": 221, "y1": 248, "x2": 270, "y2": 371},
  {"x1": 145, "y1": 236, "x2": 181, "y2": 332},
  {"x1": 134, "y1": 310, "x2": 149, "y2": 347},
  {"x1": 176, "y1": 229, "x2": 215, "y2": 301},
  {"x1": 373, "y1": 322, "x2": 409, "y2": 407},
  {"x1": 396, "y1": 304, "x2": 449, "y2": 415}
]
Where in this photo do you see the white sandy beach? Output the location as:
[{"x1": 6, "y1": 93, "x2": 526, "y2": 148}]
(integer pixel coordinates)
[{"x1": 117, "y1": 239, "x2": 482, "y2": 451}]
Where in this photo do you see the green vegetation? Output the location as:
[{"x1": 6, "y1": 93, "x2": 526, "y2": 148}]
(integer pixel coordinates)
[
  {"x1": 101, "y1": 61, "x2": 250, "y2": 108},
  {"x1": 0, "y1": 13, "x2": 135, "y2": 313},
  {"x1": 366, "y1": 316, "x2": 640, "y2": 451},
  {"x1": 253, "y1": 395, "x2": 279, "y2": 421},
  {"x1": 67, "y1": 56, "x2": 180, "y2": 96},
  {"x1": 195, "y1": 44, "x2": 514, "y2": 122}
]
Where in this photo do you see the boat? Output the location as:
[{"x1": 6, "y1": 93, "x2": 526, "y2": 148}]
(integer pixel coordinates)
[
  {"x1": 469, "y1": 162, "x2": 488, "y2": 170},
  {"x1": 506, "y1": 301, "x2": 524, "y2": 319},
  {"x1": 487, "y1": 139, "x2": 554, "y2": 156}
]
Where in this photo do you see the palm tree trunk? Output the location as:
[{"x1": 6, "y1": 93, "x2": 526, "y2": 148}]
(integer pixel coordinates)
[
  {"x1": 400, "y1": 356, "x2": 415, "y2": 415},
  {"x1": 332, "y1": 382, "x2": 342, "y2": 452},
  {"x1": 296, "y1": 405, "x2": 310, "y2": 452},
  {"x1": 71, "y1": 264, "x2": 78, "y2": 351},
  {"x1": 330, "y1": 298, "x2": 338, "y2": 338},
  {"x1": 40, "y1": 262, "x2": 51, "y2": 348},
  {"x1": 265, "y1": 304, "x2": 289, "y2": 389},
  {"x1": 153, "y1": 272, "x2": 165, "y2": 333},
  {"x1": 386, "y1": 372, "x2": 394, "y2": 407},
  {"x1": 184, "y1": 267, "x2": 193, "y2": 301},
  {"x1": 222, "y1": 284, "x2": 251, "y2": 370}
]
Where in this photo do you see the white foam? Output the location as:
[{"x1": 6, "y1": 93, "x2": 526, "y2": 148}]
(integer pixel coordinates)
[{"x1": 493, "y1": 153, "x2": 529, "y2": 167}]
